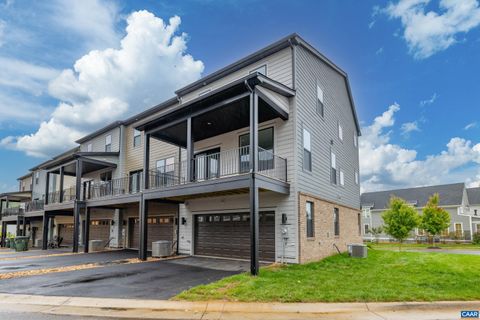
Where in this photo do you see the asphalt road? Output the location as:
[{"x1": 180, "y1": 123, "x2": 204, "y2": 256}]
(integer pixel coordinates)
[{"x1": 0, "y1": 254, "x2": 242, "y2": 299}]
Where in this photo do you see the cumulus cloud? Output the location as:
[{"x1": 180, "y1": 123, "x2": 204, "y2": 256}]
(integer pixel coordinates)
[
  {"x1": 0, "y1": 19, "x2": 5, "y2": 47},
  {"x1": 465, "y1": 122, "x2": 477, "y2": 130},
  {"x1": 2, "y1": 11, "x2": 204, "y2": 158},
  {"x1": 360, "y1": 103, "x2": 480, "y2": 192},
  {"x1": 385, "y1": 0, "x2": 480, "y2": 59},
  {"x1": 401, "y1": 121, "x2": 420, "y2": 136},
  {"x1": 420, "y1": 92, "x2": 437, "y2": 106}
]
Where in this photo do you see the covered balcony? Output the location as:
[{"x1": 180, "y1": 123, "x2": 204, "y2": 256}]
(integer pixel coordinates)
[{"x1": 136, "y1": 73, "x2": 293, "y2": 201}]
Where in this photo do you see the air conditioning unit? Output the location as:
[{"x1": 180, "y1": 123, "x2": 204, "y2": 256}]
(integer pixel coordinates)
[
  {"x1": 152, "y1": 240, "x2": 172, "y2": 258},
  {"x1": 348, "y1": 243, "x2": 367, "y2": 258}
]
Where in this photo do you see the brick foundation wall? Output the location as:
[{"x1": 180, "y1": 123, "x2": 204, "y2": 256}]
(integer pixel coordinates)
[{"x1": 298, "y1": 193, "x2": 362, "y2": 263}]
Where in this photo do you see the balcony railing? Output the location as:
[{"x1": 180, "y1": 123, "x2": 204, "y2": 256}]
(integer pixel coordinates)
[
  {"x1": 147, "y1": 146, "x2": 287, "y2": 190},
  {"x1": 86, "y1": 176, "x2": 143, "y2": 200},
  {"x1": 1, "y1": 207, "x2": 24, "y2": 217},
  {"x1": 47, "y1": 186, "x2": 77, "y2": 204},
  {"x1": 25, "y1": 200, "x2": 44, "y2": 212}
]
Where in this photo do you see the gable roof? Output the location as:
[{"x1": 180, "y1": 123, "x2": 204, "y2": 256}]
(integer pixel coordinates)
[
  {"x1": 361, "y1": 183, "x2": 466, "y2": 210},
  {"x1": 467, "y1": 187, "x2": 480, "y2": 205}
]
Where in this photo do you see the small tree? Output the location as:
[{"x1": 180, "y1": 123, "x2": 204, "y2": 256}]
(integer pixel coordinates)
[
  {"x1": 368, "y1": 226, "x2": 384, "y2": 243},
  {"x1": 420, "y1": 193, "x2": 450, "y2": 247},
  {"x1": 382, "y1": 197, "x2": 420, "y2": 250}
]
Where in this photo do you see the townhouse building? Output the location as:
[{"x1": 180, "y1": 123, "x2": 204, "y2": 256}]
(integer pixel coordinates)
[
  {"x1": 0, "y1": 34, "x2": 362, "y2": 274},
  {"x1": 361, "y1": 183, "x2": 480, "y2": 242}
]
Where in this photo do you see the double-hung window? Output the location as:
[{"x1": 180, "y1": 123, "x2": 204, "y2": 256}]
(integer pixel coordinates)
[
  {"x1": 334, "y1": 208, "x2": 340, "y2": 236},
  {"x1": 105, "y1": 134, "x2": 112, "y2": 152},
  {"x1": 306, "y1": 201, "x2": 314, "y2": 237},
  {"x1": 133, "y1": 129, "x2": 141, "y2": 147},
  {"x1": 330, "y1": 151, "x2": 337, "y2": 184},
  {"x1": 338, "y1": 122, "x2": 343, "y2": 141},
  {"x1": 316, "y1": 85, "x2": 324, "y2": 117},
  {"x1": 303, "y1": 129, "x2": 312, "y2": 171}
]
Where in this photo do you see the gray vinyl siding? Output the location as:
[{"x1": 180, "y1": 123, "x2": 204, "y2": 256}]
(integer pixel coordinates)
[
  {"x1": 79, "y1": 127, "x2": 121, "y2": 153},
  {"x1": 294, "y1": 46, "x2": 360, "y2": 209}
]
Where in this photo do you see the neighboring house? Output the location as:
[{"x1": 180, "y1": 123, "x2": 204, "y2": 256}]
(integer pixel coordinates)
[
  {"x1": 0, "y1": 34, "x2": 362, "y2": 273},
  {"x1": 361, "y1": 183, "x2": 475, "y2": 242},
  {"x1": 466, "y1": 187, "x2": 480, "y2": 235}
]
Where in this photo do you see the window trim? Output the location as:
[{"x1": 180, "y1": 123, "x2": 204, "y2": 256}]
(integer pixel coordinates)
[
  {"x1": 105, "y1": 134, "x2": 112, "y2": 152},
  {"x1": 334, "y1": 208, "x2": 340, "y2": 236},
  {"x1": 316, "y1": 83, "x2": 324, "y2": 117},
  {"x1": 303, "y1": 128, "x2": 312, "y2": 172},
  {"x1": 338, "y1": 122, "x2": 343, "y2": 141},
  {"x1": 364, "y1": 223, "x2": 370, "y2": 235},
  {"x1": 133, "y1": 129, "x2": 141, "y2": 148},
  {"x1": 330, "y1": 151, "x2": 337, "y2": 185},
  {"x1": 306, "y1": 201, "x2": 314, "y2": 238},
  {"x1": 454, "y1": 222, "x2": 463, "y2": 236},
  {"x1": 339, "y1": 169, "x2": 345, "y2": 186}
]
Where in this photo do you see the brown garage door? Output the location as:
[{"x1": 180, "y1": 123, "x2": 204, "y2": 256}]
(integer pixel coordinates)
[
  {"x1": 90, "y1": 219, "x2": 111, "y2": 244},
  {"x1": 58, "y1": 224, "x2": 74, "y2": 246},
  {"x1": 194, "y1": 212, "x2": 275, "y2": 262},
  {"x1": 129, "y1": 216, "x2": 174, "y2": 250}
]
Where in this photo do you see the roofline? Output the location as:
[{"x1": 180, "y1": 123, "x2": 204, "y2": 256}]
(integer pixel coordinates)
[
  {"x1": 123, "y1": 96, "x2": 179, "y2": 126},
  {"x1": 361, "y1": 182, "x2": 466, "y2": 196},
  {"x1": 17, "y1": 172, "x2": 32, "y2": 181},
  {"x1": 29, "y1": 146, "x2": 80, "y2": 171},
  {"x1": 75, "y1": 121, "x2": 124, "y2": 144}
]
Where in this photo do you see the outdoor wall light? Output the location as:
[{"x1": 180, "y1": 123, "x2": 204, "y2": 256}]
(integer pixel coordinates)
[
  {"x1": 281, "y1": 213, "x2": 288, "y2": 225},
  {"x1": 181, "y1": 217, "x2": 187, "y2": 225},
  {"x1": 111, "y1": 220, "x2": 115, "y2": 226}
]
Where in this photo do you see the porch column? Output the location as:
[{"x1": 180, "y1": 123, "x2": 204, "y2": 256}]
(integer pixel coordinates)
[
  {"x1": 22, "y1": 216, "x2": 26, "y2": 237},
  {"x1": 139, "y1": 196, "x2": 148, "y2": 260},
  {"x1": 249, "y1": 91, "x2": 260, "y2": 276},
  {"x1": 44, "y1": 172, "x2": 50, "y2": 205},
  {"x1": 186, "y1": 117, "x2": 194, "y2": 182},
  {"x1": 144, "y1": 133, "x2": 150, "y2": 189},
  {"x1": 59, "y1": 166, "x2": 65, "y2": 203},
  {"x1": 73, "y1": 159, "x2": 83, "y2": 253},
  {"x1": 83, "y1": 207, "x2": 90, "y2": 253},
  {"x1": 42, "y1": 213, "x2": 49, "y2": 250},
  {"x1": 16, "y1": 215, "x2": 21, "y2": 237},
  {"x1": 1, "y1": 221, "x2": 6, "y2": 247}
]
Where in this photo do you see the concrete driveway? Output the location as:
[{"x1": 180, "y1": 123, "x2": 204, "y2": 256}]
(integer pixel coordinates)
[{"x1": 0, "y1": 250, "x2": 248, "y2": 299}]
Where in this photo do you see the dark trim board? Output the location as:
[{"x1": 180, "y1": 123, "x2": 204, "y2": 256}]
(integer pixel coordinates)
[{"x1": 86, "y1": 194, "x2": 142, "y2": 208}]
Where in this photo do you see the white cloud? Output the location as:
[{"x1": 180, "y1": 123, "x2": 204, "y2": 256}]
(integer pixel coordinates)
[
  {"x1": 401, "y1": 121, "x2": 420, "y2": 136},
  {"x1": 465, "y1": 122, "x2": 477, "y2": 130},
  {"x1": 385, "y1": 0, "x2": 480, "y2": 59},
  {"x1": 49, "y1": 0, "x2": 121, "y2": 50},
  {"x1": 2, "y1": 10, "x2": 204, "y2": 158},
  {"x1": 375, "y1": 47, "x2": 384, "y2": 55},
  {"x1": 0, "y1": 92, "x2": 50, "y2": 122},
  {"x1": 0, "y1": 19, "x2": 5, "y2": 47},
  {"x1": 360, "y1": 103, "x2": 480, "y2": 192},
  {"x1": 420, "y1": 92, "x2": 437, "y2": 106},
  {"x1": 0, "y1": 56, "x2": 60, "y2": 95}
]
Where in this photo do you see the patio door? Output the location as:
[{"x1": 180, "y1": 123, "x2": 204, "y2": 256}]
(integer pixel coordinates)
[
  {"x1": 239, "y1": 127, "x2": 274, "y2": 173},
  {"x1": 194, "y1": 148, "x2": 220, "y2": 181}
]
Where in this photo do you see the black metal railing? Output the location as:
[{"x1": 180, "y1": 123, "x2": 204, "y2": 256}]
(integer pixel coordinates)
[
  {"x1": 25, "y1": 199, "x2": 44, "y2": 212},
  {"x1": 147, "y1": 146, "x2": 287, "y2": 191},
  {"x1": 47, "y1": 186, "x2": 77, "y2": 204},
  {"x1": 1, "y1": 207, "x2": 24, "y2": 217},
  {"x1": 86, "y1": 176, "x2": 141, "y2": 200}
]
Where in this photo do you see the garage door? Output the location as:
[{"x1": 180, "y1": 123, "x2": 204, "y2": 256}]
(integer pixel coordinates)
[
  {"x1": 90, "y1": 219, "x2": 111, "y2": 245},
  {"x1": 129, "y1": 216, "x2": 175, "y2": 250},
  {"x1": 58, "y1": 224, "x2": 74, "y2": 246},
  {"x1": 194, "y1": 212, "x2": 275, "y2": 262}
]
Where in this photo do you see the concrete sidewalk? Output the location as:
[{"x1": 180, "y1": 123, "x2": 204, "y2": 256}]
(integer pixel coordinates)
[{"x1": 0, "y1": 293, "x2": 478, "y2": 319}]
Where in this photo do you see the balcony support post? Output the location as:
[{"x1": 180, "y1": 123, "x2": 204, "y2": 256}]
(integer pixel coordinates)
[
  {"x1": 249, "y1": 90, "x2": 260, "y2": 276},
  {"x1": 84, "y1": 207, "x2": 90, "y2": 253},
  {"x1": 144, "y1": 133, "x2": 150, "y2": 190},
  {"x1": 139, "y1": 195, "x2": 148, "y2": 261},
  {"x1": 186, "y1": 117, "x2": 194, "y2": 182},
  {"x1": 21, "y1": 216, "x2": 26, "y2": 237},
  {"x1": 59, "y1": 166, "x2": 65, "y2": 203},
  {"x1": 73, "y1": 159, "x2": 83, "y2": 253},
  {"x1": 42, "y1": 213, "x2": 49, "y2": 250},
  {"x1": 45, "y1": 172, "x2": 50, "y2": 205},
  {"x1": 16, "y1": 215, "x2": 21, "y2": 237},
  {"x1": 0, "y1": 221, "x2": 6, "y2": 247}
]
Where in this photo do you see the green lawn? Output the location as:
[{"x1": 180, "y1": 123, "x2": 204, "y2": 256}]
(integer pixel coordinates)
[
  {"x1": 368, "y1": 242, "x2": 480, "y2": 250},
  {"x1": 175, "y1": 250, "x2": 480, "y2": 302}
]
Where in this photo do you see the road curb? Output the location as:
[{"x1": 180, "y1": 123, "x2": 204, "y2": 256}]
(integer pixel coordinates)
[{"x1": 0, "y1": 293, "x2": 479, "y2": 314}]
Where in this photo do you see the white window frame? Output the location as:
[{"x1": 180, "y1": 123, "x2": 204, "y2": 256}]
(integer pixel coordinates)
[
  {"x1": 339, "y1": 169, "x2": 345, "y2": 186},
  {"x1": 306, "y1": 201, "x2": 314, "y2": 238},
  {"x1": 133, "y1": 129, "x2": 141, "y2": 147},
  {"x1": 35, "y1": 172, "x2": 39, "y2": 185},
  {"x1": 316, "y1": 84, "x2": 324, "y2": 117},
  {"x1": 330, "y1": 151, "x2": 337, "y2": 184},
  {"x1": 338, "y1": 122, "x2": 343, "y2": 141},
  {"x1": 364, "y1": 223, "x2": 370, "y2": 235},
  {"x1": 105, "y1": 134, "x2": 112, "y2": 152},
  {"x1": 303, "y1": 128, "x2": 312, "y2": 171},
  {"x1": 249, "y1": 64, "x2": 267, "y2": 76}
]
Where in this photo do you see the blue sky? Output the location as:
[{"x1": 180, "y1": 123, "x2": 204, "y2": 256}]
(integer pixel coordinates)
[{"x1": 0, "y1": 0, "x2": 479, "y2": 192}]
